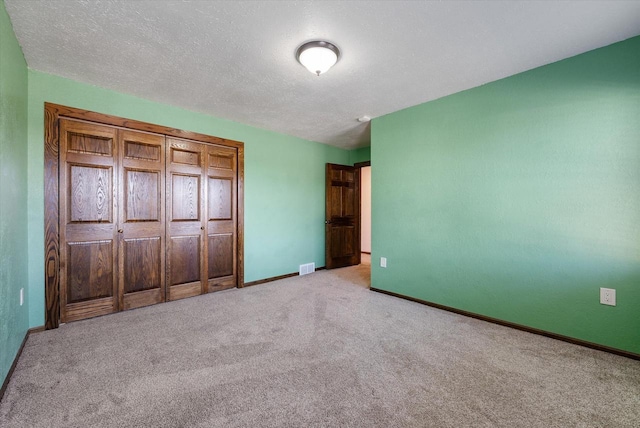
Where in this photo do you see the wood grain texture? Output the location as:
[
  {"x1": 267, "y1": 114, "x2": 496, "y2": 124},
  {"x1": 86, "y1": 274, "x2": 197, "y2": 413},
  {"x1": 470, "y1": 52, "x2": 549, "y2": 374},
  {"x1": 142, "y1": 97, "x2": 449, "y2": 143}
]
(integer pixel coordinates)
[
  {"x1": 124, "y1": 169, "x2": 160, "y2": 221},
  {"x1": 44, "y1": 104, "x2": 61, "y2": 329},
  {"x1": 207, "y1": 278, "x2": 236, "y2": 293},
  {"x1": 124, "y1": 140, "x2": 161, "y2": 161},
  {"x1": 172, "y1": 148, "x2": 201, "y2": 166},
  {"x1": 69, "y1": 165, "x2": 112, "y2": 222},
  {"x1": 209, "y1": 151, "x2": 234, "y2": 169},
  {"x1": 325, "y1": 164, "x2": 361, "y2": 269},
  {"x1": 123, "y1": 237, "x2": 162, "y2": 293},
  {"x1": 171, "y1": 174, "x2": 200, "y2": 221},
  {"x1": 208, "y1": 233, "x2": 234, "y2": 278},
  {"x1": 118, "y1": 129, "x2": 166, "y2": 311},
  {"x1": 67, "y1": 132, "x2": 112, "y2": 155},
  {"x1": 208, "y1": 177, "x2": 232, "y2": 220},
  {"x1": 169, "y1": 235, "x2": 201, "y2": 286},
  {"x1": 66, "y1": 240, "x2": 114, "y2": 303},
  {"x1": 166, "y1": 138, "x2": 207, "y2": 297},
  {"x1": 64, "y1": 297, "x2": 115, "y2": 322},
  {"x1": 330, "y1": 226, "x2": 356, "y2": 258},
  {"x1": 44, "y1": 103, "x2": 244, "y2": 327},
  {"x1": 44, "y1": 103, "x2": 243, "y2": 148},
  {"x1": 59, "y1": 119, "x2": 118, "y2": 323},
  {"x1": 123, "y1": 288, "x2": 163, "y2": 310},
  {"x1": 237, "y1": 145, "x2": 244, "y2": 288},
  {"x1": 167, "y1": 282, "x2": 201, "y2": 301},
  {"x1": 205, "y1": 145, "x2": 237, "y2": 293}
]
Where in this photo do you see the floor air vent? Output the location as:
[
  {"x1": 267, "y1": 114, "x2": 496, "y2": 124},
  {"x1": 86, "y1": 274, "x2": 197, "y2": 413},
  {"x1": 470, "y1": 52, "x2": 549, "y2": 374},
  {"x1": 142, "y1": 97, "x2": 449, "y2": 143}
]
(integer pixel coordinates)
[{"x1": 299, "y1": 263, "x2": 315, "y2": 276}]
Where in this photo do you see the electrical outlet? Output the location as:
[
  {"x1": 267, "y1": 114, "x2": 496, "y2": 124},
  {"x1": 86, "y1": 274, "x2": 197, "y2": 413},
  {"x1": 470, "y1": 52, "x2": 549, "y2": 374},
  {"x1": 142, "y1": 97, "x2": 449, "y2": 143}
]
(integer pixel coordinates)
[
  {"x1": 20, "y1": 288, "x2": 24, "y2": 306},
  {"x1": 600, "y1": 288, "x2": 616, "y2": 306},
  {"x1": 380, "y1": 257, "x2": 387, "y2": 268}
]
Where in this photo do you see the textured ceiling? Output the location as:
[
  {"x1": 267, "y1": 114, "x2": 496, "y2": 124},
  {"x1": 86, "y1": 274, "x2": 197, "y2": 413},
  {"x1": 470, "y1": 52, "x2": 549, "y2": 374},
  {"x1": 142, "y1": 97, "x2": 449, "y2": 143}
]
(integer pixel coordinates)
[{"x1": 5, "y1": 1, "x2": 640, "y2": 149}]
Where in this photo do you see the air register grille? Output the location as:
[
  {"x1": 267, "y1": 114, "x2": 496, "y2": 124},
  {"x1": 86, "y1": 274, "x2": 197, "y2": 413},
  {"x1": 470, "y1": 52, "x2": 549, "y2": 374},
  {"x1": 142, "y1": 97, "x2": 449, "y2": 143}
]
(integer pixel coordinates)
[{"x1": 299, "y1": 263, "x2": 316, "y2": 276}]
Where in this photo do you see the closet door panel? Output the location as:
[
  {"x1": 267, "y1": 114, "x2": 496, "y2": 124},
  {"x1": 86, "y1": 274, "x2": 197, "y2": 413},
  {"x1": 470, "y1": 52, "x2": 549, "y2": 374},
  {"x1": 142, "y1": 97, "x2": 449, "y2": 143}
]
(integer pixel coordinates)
[
  {"x1": 118, "y1": 130, "x2": 166, "y2": 311},
  {"x1": 166, "y1": 138, "x2": 206, "y2": 301},
  {"x1": 124, "y1": 170, "x2": 160, "y2": 221},
  {"x1": 206, "y1": 146, "x2": 237, "y2": 292},
  {"x1": 208, "y1": 177, "x2": 232, "y2": 220},
  {"x1": 59, "y1": 119, "x2": 118, "y2": 322},
  {"x1": 54, "y1": 108, "x2": 242, "y2": 326},
  {"x1": 66, "y1": 240, "x2": 114, "y2": 302},
  {"x1": 171, "y1": 174, "x2": 201, "y2": 220},
  {"x1": 123, "y1": 237, "x2": 162, "y2": 292},
  {"x1": 68, "y1": 164, "x2": 113, "y2": 222},
  {"x1": 208, "y1": 233, "x2": 233, "y2": 278},
  {"x1": 169, "y1": 235, "x2": 201, "y2": 284}
]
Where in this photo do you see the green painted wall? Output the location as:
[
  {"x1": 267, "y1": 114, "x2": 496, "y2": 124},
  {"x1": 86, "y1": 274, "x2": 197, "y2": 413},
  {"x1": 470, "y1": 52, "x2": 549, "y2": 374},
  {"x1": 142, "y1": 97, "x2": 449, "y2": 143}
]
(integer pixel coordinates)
[
  {"x1": 0, "y1": 1, "x2": 29, "y2": 387},
  {"x1": 349, "y1": 146, "x2": 371, "y2": 165},
  {"x1": 371, "y1": 36, "x2": 640, "y2": 354},
  {"x1": 26, "y1": 71, "x2": 348, "y2": 328}
]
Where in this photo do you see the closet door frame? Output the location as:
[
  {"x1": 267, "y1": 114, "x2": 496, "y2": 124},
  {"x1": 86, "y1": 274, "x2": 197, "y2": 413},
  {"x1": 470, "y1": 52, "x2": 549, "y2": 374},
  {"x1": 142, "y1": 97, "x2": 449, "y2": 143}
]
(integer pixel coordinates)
[{"x1": 44, "y1": 103, "x2": 245, "y2": 329}]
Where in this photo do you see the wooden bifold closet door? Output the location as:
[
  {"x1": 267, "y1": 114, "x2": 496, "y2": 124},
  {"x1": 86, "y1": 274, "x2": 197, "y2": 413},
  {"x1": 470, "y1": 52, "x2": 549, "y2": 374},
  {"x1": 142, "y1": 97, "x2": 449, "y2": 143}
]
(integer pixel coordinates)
[
  {"x1": 59, "y1": 120, "x2": 120, "y2": 322},
  {"x1": 166, "y1": 138, "x2": 238, "y2": 301},
  {"x1": 59, "y1": 118, "x2": 238, "y2": 323},
  {"x1": 119, "y1": 129, "x2": 166, "y2": 311}
]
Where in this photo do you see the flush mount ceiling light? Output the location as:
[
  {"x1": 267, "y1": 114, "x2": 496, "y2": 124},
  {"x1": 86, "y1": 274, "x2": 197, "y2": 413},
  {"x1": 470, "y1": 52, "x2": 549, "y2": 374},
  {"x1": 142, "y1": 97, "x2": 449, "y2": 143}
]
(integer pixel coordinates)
[{"x1": 296, "y1": 40, "x2": 340, "y2": 76}]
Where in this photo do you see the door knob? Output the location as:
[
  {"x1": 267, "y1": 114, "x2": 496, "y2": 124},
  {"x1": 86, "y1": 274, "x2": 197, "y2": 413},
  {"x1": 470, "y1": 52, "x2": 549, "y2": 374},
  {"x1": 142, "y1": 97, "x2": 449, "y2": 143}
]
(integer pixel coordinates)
[
  {"x1": 118, "y1": 229, "x2": 123, "y2": 233},
  {"x1": 201, "y1": 226, "x2": 204, "y2": 230},
  {"x1": 325, "y1": 220, "x2": 332, "y2": 224}
]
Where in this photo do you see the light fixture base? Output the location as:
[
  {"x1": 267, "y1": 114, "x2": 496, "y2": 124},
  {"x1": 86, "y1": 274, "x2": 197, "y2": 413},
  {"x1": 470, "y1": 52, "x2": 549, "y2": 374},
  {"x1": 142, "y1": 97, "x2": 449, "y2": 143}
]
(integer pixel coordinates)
[{"x1": 296, "y1": 40, "x2": 341, "y2": 76}]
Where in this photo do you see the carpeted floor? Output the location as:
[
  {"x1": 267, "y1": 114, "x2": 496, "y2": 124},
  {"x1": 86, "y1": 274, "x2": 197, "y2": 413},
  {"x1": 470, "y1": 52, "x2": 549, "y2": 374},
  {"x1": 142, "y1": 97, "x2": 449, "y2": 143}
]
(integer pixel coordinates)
[{"x1": 1, "y1": 260, "x2": 639, "y2": 427}]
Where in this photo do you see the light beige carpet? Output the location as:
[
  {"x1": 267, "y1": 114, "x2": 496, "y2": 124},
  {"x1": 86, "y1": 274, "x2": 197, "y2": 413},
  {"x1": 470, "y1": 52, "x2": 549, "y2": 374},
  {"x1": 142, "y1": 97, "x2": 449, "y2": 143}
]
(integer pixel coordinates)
[{"x1": 1, "y1": 261, "x2": 639, "y2": 427}]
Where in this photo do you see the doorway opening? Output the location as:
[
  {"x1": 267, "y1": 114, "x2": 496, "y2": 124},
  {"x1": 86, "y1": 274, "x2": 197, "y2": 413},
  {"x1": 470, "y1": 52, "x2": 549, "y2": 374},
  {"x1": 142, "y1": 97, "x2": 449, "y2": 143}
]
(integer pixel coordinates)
[
  {"x1": 355, "y1": 161, "x2": 371, "y2": 287},
  {"x1": 324, "y1": 160, "x2": 371, "y2": 287}
]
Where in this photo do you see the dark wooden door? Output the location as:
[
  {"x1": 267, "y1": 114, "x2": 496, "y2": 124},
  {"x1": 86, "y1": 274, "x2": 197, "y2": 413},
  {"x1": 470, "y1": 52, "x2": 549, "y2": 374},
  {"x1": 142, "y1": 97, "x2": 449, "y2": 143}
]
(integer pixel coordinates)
[
  {"x1": 60, "y1": 119, "x2": 119, "y2": 322},
  {"x1": 325, "y1": 163, "x2": 361, "y2": 269},
  {"x1": 206, "y1": 145, "x2": 238, "y2": 292},
  {"x1": 166, "y1": 138, "x2": 206, "y2": 301},
  {"x1": 48, "y1": 104, "x2": 245, "y2": 327},
  {"x1": 118, "y1": 130, "x2": 166, "y2": 310}
]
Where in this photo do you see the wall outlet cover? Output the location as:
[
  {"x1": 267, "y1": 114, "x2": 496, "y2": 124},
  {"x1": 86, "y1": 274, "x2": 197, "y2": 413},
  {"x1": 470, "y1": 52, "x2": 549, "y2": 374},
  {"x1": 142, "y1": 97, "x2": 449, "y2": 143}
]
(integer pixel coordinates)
[
  {"x1": 380, "y1": 257, "x2": 387, "y2": 268},
  {"x1": 600, "y1": 287, "x2": 616, "y2": 306}
]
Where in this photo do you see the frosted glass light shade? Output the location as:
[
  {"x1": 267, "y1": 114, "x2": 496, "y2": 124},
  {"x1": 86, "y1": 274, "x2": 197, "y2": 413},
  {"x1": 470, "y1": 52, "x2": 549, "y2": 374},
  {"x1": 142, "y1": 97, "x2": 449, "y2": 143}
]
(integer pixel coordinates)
[{"x1": 296, "y1": 41, "x2": 340, "y2": 76}]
